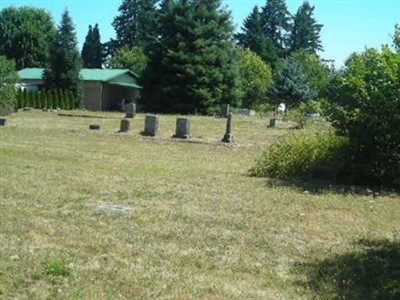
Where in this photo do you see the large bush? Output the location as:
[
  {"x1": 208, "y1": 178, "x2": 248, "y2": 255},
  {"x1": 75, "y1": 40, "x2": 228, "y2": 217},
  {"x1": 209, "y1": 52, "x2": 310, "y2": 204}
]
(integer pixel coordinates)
[
  {"x1": 250, "y1": 130, "x2": 348, "y2": 179},
  {"x1": 0, "y1": 56, "x2": 19, "y2": 115},
  {"x1": 237, "y1": 48, "x2": 273, "y2": 109},
  {"x1": 327, "y1": 45, "x2": 400, "y2": 186}
]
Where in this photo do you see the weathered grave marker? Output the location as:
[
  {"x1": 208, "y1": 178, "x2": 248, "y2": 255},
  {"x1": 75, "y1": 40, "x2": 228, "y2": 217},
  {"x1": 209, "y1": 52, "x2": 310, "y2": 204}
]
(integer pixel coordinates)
[
  {"x1": 220, "y1": 104, "x2": 230, "y2": 118},
  {"x1": 143, "y1": 115, "x2": 159, "y2": 136},
  {"x1": 173, "y1": 118, "x2": 190, "y2": 139},
  {"x1": 124, "y1": 102, "x2": 136, "y2": 118},
  {"x1": 269, "y1": 118, "x2": 281, "y2": 128},
  {"x1": 236, "y1": 108, "x2": 256, "y2": 117},
  {"x1": 222, "y1": 113, "x2": 233, "y2": 143},
  {"x1": 120, "y1": 119, "x2": 130, "y2": 132}
]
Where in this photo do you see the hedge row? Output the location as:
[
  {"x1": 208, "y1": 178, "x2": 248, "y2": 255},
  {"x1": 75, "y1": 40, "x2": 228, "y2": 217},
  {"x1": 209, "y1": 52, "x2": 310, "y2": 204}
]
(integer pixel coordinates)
[{"x1": 17, "y1": 89, "x2": 76, "y2": 110}]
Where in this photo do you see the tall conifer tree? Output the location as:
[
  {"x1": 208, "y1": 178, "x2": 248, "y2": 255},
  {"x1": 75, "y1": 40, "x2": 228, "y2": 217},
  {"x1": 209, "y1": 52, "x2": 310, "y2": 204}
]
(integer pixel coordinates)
[
  {"x1": 81, "y1": 24, "x2": 103, "y2": 68},
  {"x1": 142, "y1": 0, "x2": 241, "y2": 113},
  {"x1": 43, "y1": 9, "x2": 82, "y2": 104},
  {"x1": 290, "y1": 1, "x2": 323, "y2": 53},
  {"x1": 260, "y1": 0, "x2": 292, "y2": 54},
  {"x1": 236, "y1": 6, "x2": 279, "y2": 69},
  {"x1": 112, "y1": 0, "x2": 158, "y2": 50}
]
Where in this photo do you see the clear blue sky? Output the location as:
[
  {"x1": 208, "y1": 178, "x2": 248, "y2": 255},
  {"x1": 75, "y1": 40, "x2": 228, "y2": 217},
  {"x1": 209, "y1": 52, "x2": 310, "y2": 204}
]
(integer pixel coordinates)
[{"x1": 1, "y1": 0, "x2": 399, "y2": 67}]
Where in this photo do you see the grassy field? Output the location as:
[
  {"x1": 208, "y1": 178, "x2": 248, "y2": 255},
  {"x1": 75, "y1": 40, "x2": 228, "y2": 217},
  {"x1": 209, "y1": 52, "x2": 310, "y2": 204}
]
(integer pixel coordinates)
[{"x1": 0, "y1": 110, "x2": 399, "y2": 299}]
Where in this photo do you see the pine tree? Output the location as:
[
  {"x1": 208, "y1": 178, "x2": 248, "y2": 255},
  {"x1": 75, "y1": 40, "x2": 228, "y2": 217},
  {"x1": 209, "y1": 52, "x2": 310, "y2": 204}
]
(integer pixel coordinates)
[
  {"x1": 260, "y1": 0, "x2": 292, "y2": 55},
  {"x1": 236, "y1": 6, "x2": 279, "y2": 69},
  {"x1": 142, "y1": 0, "x2": 241, "y2": 113},
  {"x1": 81, "y1": 24, "x2": 103, "y2": 68},
  {"x1": 290, "y1": 1, "x2": 323, "y2": 53},
  {"x1": 43, "y1": 9, "x2": 82, "y2": 106},
  {"x1": 112, "y1": 0, "x2": 158, "y2": 50}
]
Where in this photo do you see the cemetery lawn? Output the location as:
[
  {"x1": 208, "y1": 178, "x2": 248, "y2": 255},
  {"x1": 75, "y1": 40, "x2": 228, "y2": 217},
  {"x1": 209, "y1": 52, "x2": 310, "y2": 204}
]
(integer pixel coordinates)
[{"x1": 0, "y1": 110, "x2": 399, "y2": 299}]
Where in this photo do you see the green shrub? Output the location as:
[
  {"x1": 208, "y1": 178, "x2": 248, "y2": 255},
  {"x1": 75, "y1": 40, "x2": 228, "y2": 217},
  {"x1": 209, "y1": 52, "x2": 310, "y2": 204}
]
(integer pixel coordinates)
[
  {"x1": 250, "y1": 130, "x2": 348, "y2": 179},
  {"x1": 41, "y1": 89, "x2": 48, "y2": 108},
  {"x1": 47, "y1": 90, "x2": 53, "y2": 109},
  {"x1": 327, "y1": 45, "x2": 400, "y2": 186},
  {"x1": 0, "y1": 56, "x2": 19, "y2": 115},
  {"x1": 58, "y1": 89, "x2": 65, "y2": 109},
  {"x1": 68, "y1": 91, "x2": 75, "y2": 110}
]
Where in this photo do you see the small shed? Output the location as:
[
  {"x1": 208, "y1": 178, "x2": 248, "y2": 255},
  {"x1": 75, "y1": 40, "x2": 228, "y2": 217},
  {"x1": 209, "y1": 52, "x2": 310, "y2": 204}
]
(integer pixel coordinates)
[{"x1": 17, "y1": 68, "x2": 141, "y2": 111}]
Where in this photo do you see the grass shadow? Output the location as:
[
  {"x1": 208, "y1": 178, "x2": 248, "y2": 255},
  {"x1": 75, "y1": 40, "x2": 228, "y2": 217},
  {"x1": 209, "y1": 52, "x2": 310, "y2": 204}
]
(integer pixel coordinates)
[
  {"x1": 264, "y1": 178, "x2": 399, "y2": 197},
  {"x1": 295, "y1": 238, "x2": 400, "y2": 300}
]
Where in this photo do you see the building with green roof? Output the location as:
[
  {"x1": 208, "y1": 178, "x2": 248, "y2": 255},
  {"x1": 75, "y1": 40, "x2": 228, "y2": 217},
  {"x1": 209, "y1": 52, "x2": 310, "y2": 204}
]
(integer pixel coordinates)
[{"x1": 17, "y1": 68, "x2": 141, "y2": 111}]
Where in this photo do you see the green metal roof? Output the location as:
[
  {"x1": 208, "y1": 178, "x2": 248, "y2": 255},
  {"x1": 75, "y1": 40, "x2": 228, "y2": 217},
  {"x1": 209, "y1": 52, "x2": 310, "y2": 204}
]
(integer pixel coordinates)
[
  {"x1": 18, "y1": 68, "x2": 140, "y2": 82},
  {"x1": 17, "y1": 68, "x2": 43, "y2": 80},
  {"x1": 108, "y1": 81, "x2": 142, "y2": 89}
]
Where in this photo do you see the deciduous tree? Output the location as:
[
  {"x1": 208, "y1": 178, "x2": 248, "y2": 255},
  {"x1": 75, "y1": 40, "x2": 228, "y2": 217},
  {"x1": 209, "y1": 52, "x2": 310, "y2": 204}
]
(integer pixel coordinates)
[
  {"x1": 107, "y1": 46, "x2": 147, "y2": 75},
  {"x1": 0, "y1": 7, "x2": 56, "y2": 69},
  {"x1": 0, "y1": 56, "x2": 19, "y2": 115},
  {"x1": 237, "y1": 48, "x2": 273, "y2": 109}
]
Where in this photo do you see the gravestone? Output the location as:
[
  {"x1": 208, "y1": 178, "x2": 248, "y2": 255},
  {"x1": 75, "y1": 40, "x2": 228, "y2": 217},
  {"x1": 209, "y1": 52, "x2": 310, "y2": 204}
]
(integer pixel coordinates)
[
  {"x1": 236, "y1": 108, "x2": 256, "y2": 116},
  {"x1": 0, "y1": 118, "x2": 6, "y2": 126},
  {"x1": 221, "y1": 113, "x2": 233, "y2": 143},
  {"x1": 120, "y1": 119, "x2": 130, "y2": 132},
  {"x1": 220, "y1": 104, "x2": 230, "y2": 118},
  {"x1": 269, "y1": 118, "x2": 281, "y2": 128},
  {"x1": 89, "y1": 124, "x2": 100, "y2": 130},
  {"x1": 124, "y1": 102, "x2": 136, "y2": 118},
  {"x1": 173, "y1": 118, "x2": 190, "y2": 139},
  {"x1": 143, "y1": 115, "x2": 159, "y2": 136}
]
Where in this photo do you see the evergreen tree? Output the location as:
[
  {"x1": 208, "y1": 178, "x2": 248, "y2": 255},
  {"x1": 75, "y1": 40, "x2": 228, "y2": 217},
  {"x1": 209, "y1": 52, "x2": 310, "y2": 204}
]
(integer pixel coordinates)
[
  {"x1": 47, "y1": 90, "x2": 53, "y2": 109},
  {"x1": 52, "y1": 89, "x2": 59, "y2": 109},
  {"x1": 81, "y1": 24, "x2": 103, "y2": 68},
  {"x1": 112, "y1": 0, "x2": 158, "y2": 50},
  {"x1": 260, "y1": 0, "x2": 292, "y2": 54},
  {"x1": 290, "y1": 1, "x2": 323, "y2": 53},
  {"x1": 42, "y1": 89, "x2": 48, "y2": 108},
  {"x1": 236, "y1": 6, "x2": 279, "y2": 69},
  {"x1": 68, "y1": 91, "x2": 75, "y2": 110},
  {"x1": 142, "y1": 0, "x2": 241, "y2": 113},
  {"x1": 43, "y1": 9, "x2": 82, "y2": 106},
  {"x1": 270, "y1": 56, "x2": 317, "y2": 106}
]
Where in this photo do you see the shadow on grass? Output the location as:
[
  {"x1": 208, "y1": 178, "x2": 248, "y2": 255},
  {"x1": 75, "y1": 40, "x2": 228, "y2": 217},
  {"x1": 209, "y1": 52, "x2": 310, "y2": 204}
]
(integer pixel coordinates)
[
  {"x1": 295, "y1": 238, "x2": 400, "y2": 300},
  {"x1": 264, "y1": 178, "x2": 399, "y2": 197}
]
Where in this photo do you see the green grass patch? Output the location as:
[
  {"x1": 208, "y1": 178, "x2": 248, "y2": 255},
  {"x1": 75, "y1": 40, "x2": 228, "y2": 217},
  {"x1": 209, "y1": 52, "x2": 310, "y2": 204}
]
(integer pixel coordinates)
[{"x1": 0, "y1": 110, "x2": 398, "y2": 299}]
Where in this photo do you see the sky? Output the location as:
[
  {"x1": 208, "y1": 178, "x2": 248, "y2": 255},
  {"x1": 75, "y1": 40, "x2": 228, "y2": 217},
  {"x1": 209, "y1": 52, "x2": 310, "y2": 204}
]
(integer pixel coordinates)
[{"x1": 1, "y1": 0, "x2": 399, "y2": 67}]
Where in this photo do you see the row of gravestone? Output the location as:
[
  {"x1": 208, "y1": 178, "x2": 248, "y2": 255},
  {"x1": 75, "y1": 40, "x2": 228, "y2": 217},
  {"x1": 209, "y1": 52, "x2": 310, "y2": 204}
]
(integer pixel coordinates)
[
  {"x1": 124, "y1": 102, "x2": 254, "y2": 119},
  {"x1": 90, "y1": 114, "x2": 234, "y2": 143}
]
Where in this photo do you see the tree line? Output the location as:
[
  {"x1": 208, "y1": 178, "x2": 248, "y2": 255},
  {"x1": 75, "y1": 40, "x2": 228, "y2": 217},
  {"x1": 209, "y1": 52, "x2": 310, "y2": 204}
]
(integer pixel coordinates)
[{"x1": 0, "y1": 0, "x2": 326, "y2": 113}]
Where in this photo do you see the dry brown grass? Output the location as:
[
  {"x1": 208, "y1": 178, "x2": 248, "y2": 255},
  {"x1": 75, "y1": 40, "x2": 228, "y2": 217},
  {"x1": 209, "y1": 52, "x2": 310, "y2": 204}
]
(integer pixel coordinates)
[{"x1": 0, "y1": 110, "x2": 399, "y2": 299}]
